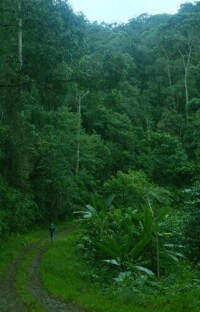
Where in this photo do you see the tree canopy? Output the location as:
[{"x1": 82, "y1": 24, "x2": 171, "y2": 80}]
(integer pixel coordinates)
[{"x1": 1, "y1": 2, "x2": 200, "y2": 285}]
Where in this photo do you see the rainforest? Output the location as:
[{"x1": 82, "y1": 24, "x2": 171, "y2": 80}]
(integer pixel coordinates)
[{"x1": 1, "y1": 1, "x2": 200, "y2": 311}]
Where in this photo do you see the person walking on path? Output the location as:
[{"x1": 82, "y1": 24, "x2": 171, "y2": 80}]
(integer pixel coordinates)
[{"x1": 49, "y1": 223, "x2": 55, "y2": 242}]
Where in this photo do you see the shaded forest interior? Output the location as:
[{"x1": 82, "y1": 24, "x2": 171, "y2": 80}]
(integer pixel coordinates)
[{"x1": 1, "y1": 0, "x2": 200, "y2": 289}]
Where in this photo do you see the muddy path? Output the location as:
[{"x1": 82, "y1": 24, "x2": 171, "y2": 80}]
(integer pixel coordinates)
[
  {"x1": 0, "y1": 231, "x2": 85, "y2": 312},
  {"x1": 0, "y1": 243, "x2": 36, "y2": 312}
]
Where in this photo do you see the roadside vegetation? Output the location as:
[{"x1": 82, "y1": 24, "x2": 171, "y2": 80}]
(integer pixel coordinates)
[{"x1": 41, "y1": 227, "x2": 200, "y2": 312}]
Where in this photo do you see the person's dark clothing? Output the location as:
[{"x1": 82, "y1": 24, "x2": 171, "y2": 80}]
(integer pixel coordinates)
[{"x1": 49, "y1": 224, "x2": 55, "y2": 242}]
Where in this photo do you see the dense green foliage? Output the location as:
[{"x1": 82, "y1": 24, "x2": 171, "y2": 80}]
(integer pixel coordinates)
[
  {"x1": 41, "y1": 228, "x2": 200, "y2": 312},
  {"x1": 1, "y1": 0, "x2": 200, "y2": 306}
]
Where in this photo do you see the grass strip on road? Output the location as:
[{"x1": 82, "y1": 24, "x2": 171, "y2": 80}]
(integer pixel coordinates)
[{"x1": 15, "y1": 244, "x2": 45, "y2": 312}]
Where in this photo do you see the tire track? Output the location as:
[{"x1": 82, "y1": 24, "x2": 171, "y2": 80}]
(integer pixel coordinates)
[
  {"x1": 0, "y1": 230, "x2": 85, "y2": 312},
  {"x1": 0, "y1": 242, "x2": 39, "y2": 312},
  {"x1": 27, "y1": 230, "x2": 85, "y2": 312},
  {"x1": 27, "y1": 241, "x2": 84, "y2": 312}
]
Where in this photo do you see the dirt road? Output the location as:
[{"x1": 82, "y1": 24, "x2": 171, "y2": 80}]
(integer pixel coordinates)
[{"x1": 0, "y1": 232, "x2": 84, "y2": 312}]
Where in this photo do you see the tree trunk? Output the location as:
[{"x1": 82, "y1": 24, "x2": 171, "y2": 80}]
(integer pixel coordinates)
[
  {"x1": 75, "y1": 89, "x2": 90, "y2": 175},
  {"x1": 165, "y1": 51, "x2": 177, "y2": 110},
  {"x1": 178, "y1": 44, "x2": 192, "y2": 125},
  {"x1": 18, "y1": 0, "x2": 22, "y2": 69},
  {"x1": 75, "y1": 92, "x2": 81, "y2": 175},
  {"x1": 156, "y1": 235, "x2": 160, "y2": 278}
]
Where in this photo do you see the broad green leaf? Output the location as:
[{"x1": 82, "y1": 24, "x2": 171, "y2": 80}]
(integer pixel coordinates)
[
  {"x1": 143, "y1": 206, "x2": 153, "y2": 234},
  {"x1": 129, "y1": 235, "x2": 151, "y2": 259},
  {"x1": 104, "y1": 259, "x2": 120, "y2": 266},
  {"x1": 154, "y1": 209, "x2": 168, "y2": 223},
  {"x1": 105, "y1": 194, "x2": 116, "y2": 208},
  {"x1": 114, "y1": 271, "x2": 132, "y2": 283},
  {"x1": 85, "y1": 204, "x2": 96, "y2": 214},
  {"x1": 134, "y1": 265, "x2": 154, "y2": 276},
  {"x1": 96, "y1": 236, "x2": 121, "y2": 259}
]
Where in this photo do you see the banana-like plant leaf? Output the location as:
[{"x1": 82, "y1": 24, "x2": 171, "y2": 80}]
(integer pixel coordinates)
[
  {"x1": 167, "y1": 254, "x2": 179, "y2": 262},
  {"x1": 154, "y1": 209, "x2": 168, "y2": 223},
  {"x1": 114, "y1": 271, "x2": 132, "y2": 283},
  {"x1": 144, "y1": 206, "x2": 153, "y2": 234},
  {"x1": 147, "y1": 188, "x2": 172, "y2": 205},
  {"x1": 129, "y1": 234, "x2": 151, "y2": 259},
  {"x1": 121, "y1": 233, "x2": 134, "y2": 255},
  {"x1": 104, "y1": 259, "x2": 120, "y2": 266},
  {"x1": 133, "y1": 265, "x2": 154, "y2": 276},
  {"x1": 85, "y1": 204, "x2": 97, "y2": 214},
  {"x1": 173, "y1": 251, "x2": 185, "y2": 258},
  {"x1": 105, "y1": 194, "x2": 116, "y2": 208},
  {"x1": 91, "y1": 195, "x2": 105, "y2": 211},
  {"x1": 158, "y1": 232, "x2": 172, "y2": 237},
  {"x1": 96, "y1": 236, "x2": 121, "y2": 259}
]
